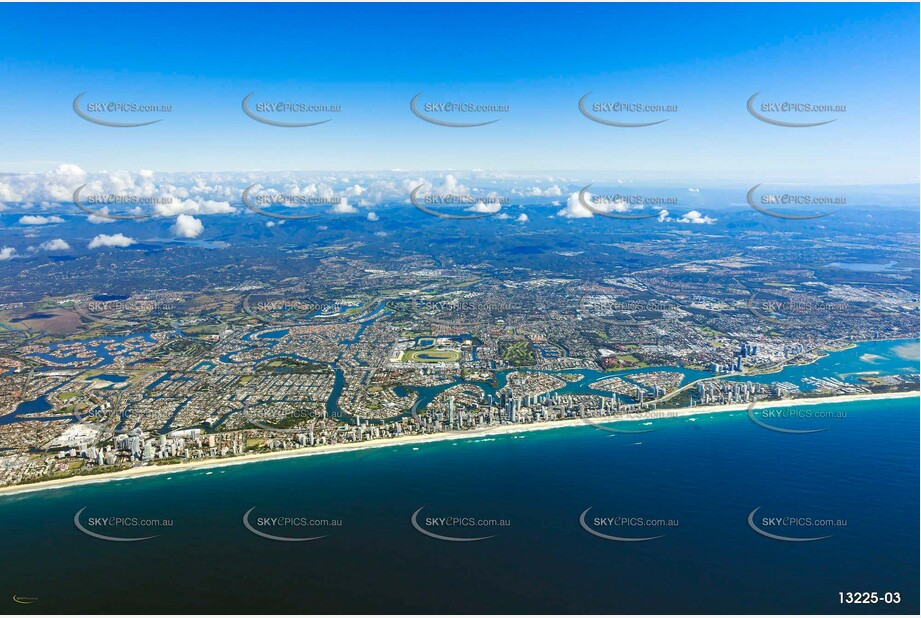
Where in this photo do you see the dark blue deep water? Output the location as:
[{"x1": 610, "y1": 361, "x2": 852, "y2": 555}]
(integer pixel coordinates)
[{"x1": 0, "y1": 397, "x2": 917, "y2": 614}]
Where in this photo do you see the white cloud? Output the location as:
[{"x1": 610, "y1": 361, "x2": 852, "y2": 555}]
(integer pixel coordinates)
[
  {"x1": 330, "y1": 198, "x2": 357, "y2": 214},
  {"x1": 688, "y1": 188, "x2": 700, "y2": 193},
  {"x1": 87, "y1": 206, "x2": 117, "y2": 224},
  {"x1": 516, "y1": 213, "x2": 529, "y2": 222},
  {"x1": 89, "y1": 233, "x2": 136, "y2": 249},
  {"x1": 19, "y1": 215, "x2": 64, "y2": 225},
  {"x1": 558, "y1": 191, "x2": 641, "y2": 218},
  {"x1": 520, "y1": 184, "x2": 562, "y2": 197},
  {"x1": 172, "y1": 214, "x2": 204, "y2": 238},
  {"x1": 437, "y1": 174, "x2": 468, "y2": 195},
  {"x1": 43, "y1": 164, "x2": 87, "y2": 201},
  {"x1": 39, "y1": 238, "x2": 71, "y2": 251},
  {"x1": 0, "y1": 247, "x2": 16, "y2": 260},
  {"x1": 0, "y1": 168, "x2": 712, "y2": 225},
  {"x1": 367, "y1": 212, "x2": 379, "y2": 221},
  {"x1": 657, "y1": 209, "x2": 671, "y2": 222},
  {"x1": 154, "y1": 198, "x2": 234, "y2": 217},
  {"x1": 678, "y1": 210, "x2": 716, "y2": 224},
  {"x1": 466, "y1": 200, "x2": 502, "y2": 214},
  {"x1": 557, "y1": 192, "x2": 595, "y2": 218}
]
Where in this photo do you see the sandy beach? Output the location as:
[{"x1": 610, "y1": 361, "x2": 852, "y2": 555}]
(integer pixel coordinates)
[{"x1": 1, "y1": 390, "x2": 917, "y2": 498}]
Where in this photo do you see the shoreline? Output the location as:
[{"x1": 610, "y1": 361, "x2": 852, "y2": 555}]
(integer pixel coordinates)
[{"x1": 1, "y1": 389, "x2": 918, "y2": 499}]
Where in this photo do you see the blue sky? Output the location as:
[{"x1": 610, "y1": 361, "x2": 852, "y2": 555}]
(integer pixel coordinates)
[{"x1": 0, "y1": 3, "x2": 917, "y2": 183}]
